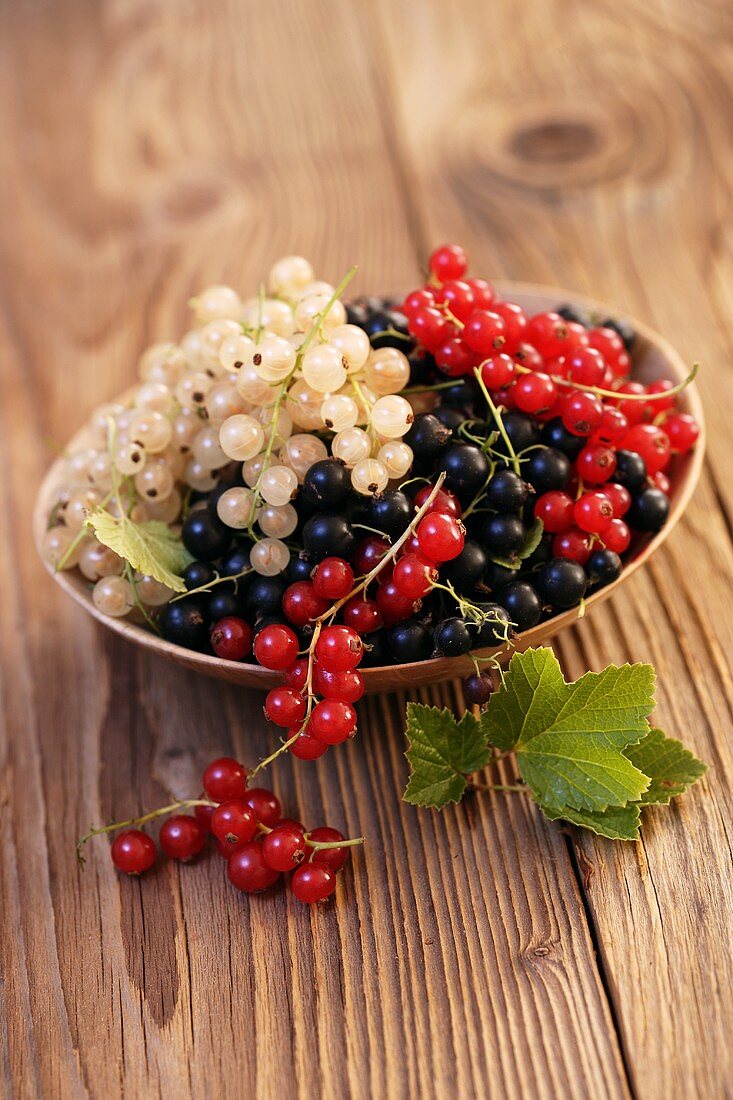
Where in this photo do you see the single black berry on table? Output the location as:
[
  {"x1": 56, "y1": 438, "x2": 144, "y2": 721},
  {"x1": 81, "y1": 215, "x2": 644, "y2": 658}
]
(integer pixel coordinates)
[
  {"x1": 525, "y1": 448, "x2": 571, "y2": 494},
  {"x1": 302, "y1": 513, "x2": 356, "y2": 563},
  {"x1": 497, "y1": 581, "x2": 542, "y2": 632},
  {"x1": 484, "y1": 469, "x2": 529, "y2": 514},
  {"x1": 433, "y1": 617, "x2": 473, "y2": 657},
  {"x1": 534, "y1": 558, "x2": 588, "y2": 610},
  {"x1": 181, "y1": 509, "x2": 233, "y2": 561},
  {"x1": 626, "y1": 488, "x2": 670, "y2": 532},
  {"x1": 302, "y1": 459, "x2": 352, "y2": 510},
  {"x1": 586, "y1": 549, "x2": 623, "y2": 587}
]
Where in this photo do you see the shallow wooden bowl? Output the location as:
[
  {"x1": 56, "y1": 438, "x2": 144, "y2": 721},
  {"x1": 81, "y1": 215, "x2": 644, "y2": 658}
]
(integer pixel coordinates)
[{"x1": 34, "y1": 283, "x2": 705, "y2": 693}]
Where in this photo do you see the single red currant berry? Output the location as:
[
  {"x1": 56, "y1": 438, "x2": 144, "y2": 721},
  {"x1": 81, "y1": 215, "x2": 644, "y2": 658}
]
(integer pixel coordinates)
[
  {"x1": 210, "y1": 617, "x2": 253, "y2": 661},
  {"x1": 413, "y1": 485, "x2": 462, "y2": 517},
  {"x1": 282, "y1": 582, "x2": 330, "y2": 628},
  {"x1": 644, "y1": 379, "x2": 676, "y2": 414},
  {"x1": 428, "y1": 243, "x2": 468, "y2": 282},
  {"x1": 513, "y1": 372, "x2": 557, "y2": 414},
  {"x1": 552, "y1": 528, "x2": 593, "y2": 564},
  {"x1": 437, "y1": 279, "x2": 475, "y2": 322},
  {"x1": 392, "y1": 553, "x2": 438, "y2": 599},
  {"x1": 315, "y1": 625, "x2": 364, "y2": 672},
  {"x1": 663, "y1": 413, "x2": 699, "y2": 454},
  {"x1": 284, "y1": 657, "x2": 309, "y2": 690},
  {"x1": 376, "y1": 579, "x2": 420, "y2": 625},
  {"x1": 513, "y1": 342, "x2": 544, "y2": 372},
  {"x1": 312, "y1": 557, "x2": 355, "y2": 600},
  {"x1": 434, "y1": 336, "x2": 474, "y2": 377},
  {"x1": 651, "y1": 470, "x2": 671, "y2": 493},
  {"x1": 566, "y1": 347, "x2": 606, "y2": 387},
  {"x1": 576, "y1": 444, "x2": 617, "y2": 484},
  {"x1": 480, "y1": 353, "x2": 516, "y2": 390},
  {"x1": 314, "y1": 666, "x2": 365, "y2": 703},
  {"x1": 290, "y1": 862, "x2": 337, "y2": 904},
  {"x1": 417, "y1": 512, "x2": 465, "y2": 562},
  {"x1": 565, "y1": 321, "x2": 590, "y2": 350},
  {"x1": 492, "y1": 301, "x2": 527, "y2": 352},
  {"x1": 262, "y1": 823, "x2": 308, "y2": 872},
  {"x1": 265, "y1": 686, "x2": 307, "y2": 728},
  {"x1": 588, "y1": 326, "x2": 630, "y2": 377},
  {"x1": 591, "y1": 406, "x2": 629, "y2": 446},
  {"x1": 525, "y1": 312, "x2": 571, "y2": 358},
  {"x1": 602, "y1": 518, "x2": 631, "y2": 553},
  {"x1": 211, "y1": 800, "x2": 259, "y2": 849},
  {"x1": 203, "y1": 757, "x2": 247, "y2": 802},
  {"x1": 308, "y1": 826, "x2": 351, "y2": 872},
  {"x1": 534, "y1": 491, "x2": 575, "y2": 533},
  {"x1": 227, "y1": 842, "x2": 281, "y2": 893},
  {"x1": 620, "y1": 424, "x2": 671, "y2": 474},
  {"x1": 574, "y1": 491, "x2": 614, "y2": 534},
  {"x1": 289, "y1": 728, "x2": 329, "y2": 760},
  {"x1": 244, "y1": 788, "x2": 282, "y2": 827},
  {"x1": 603, "y1": 482, "x2": 632, "y2": 517},
  {"x1": 159, "y1": 815, "x2": 207, "y2": 861},
  {"x1": 111, "y1": 829, "x2": 156, "y2": 875},
  {"x1": 613, "y1": 381, "x2": 647, "y2": 425},
  {"x1": 402, "y1": 288, "x2": 436, "y2": 317},
  {"x1": 342, "y1": 596, "x2": 383, "y2": 634},
  {"x1": 466, "y1": 278, "x2": 495, "y2": 310},
  {"x1": 408, "y1": 306, "x2": 449, "y2": 352},
  {"x1": 310, "y1": 700, "x2": 358, "y2": 745},
  {"x1": 562, "y1": 391, "x2": 604, "y2": 436},
  {"x1": 194, "y1": 803, "x2": 215, "y2": 833},
  {"x1": 463, "y1": 309, "x2": 507, "y2": 355},
  {"x1": 353, "y1": 536, "x2": 390, "y2": 575},
  {"x1": 253, "y1": 624, "x2": 299, "y2": 670}
]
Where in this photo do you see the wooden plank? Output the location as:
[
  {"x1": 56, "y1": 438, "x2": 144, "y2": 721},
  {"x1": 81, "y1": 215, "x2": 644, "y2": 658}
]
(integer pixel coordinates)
[
  {"x1": 371, "y1": 0, "x2": 733, "y2": 1095},
  {"x1": 0, "y1": 1, "x2": 635, "y2": 1098}
]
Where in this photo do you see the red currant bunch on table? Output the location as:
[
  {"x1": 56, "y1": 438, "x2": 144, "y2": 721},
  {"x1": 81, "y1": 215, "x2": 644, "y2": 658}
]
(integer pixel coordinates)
[{"x1": 84, "y1": 754, "x2": 362, "y2": 906}]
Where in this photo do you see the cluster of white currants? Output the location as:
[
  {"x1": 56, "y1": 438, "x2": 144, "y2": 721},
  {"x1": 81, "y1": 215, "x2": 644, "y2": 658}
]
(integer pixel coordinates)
[{"x1": 43, "y1": 256, "x2": 418, "y2": 616}]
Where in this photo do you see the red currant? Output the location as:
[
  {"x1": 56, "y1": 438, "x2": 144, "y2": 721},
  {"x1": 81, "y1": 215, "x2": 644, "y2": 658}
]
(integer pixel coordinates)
[
  {"x1": 353, "y1": 536, "x2": 390, "y2": 576},
  {"x1": 591, "y1": 406, "x2": 629, "y2": 446},
  {"x1": 310, "y1": 700, "x2": 357, "y2": 745},
  {"x1": 574, "y1": 491, "x2": 614, "y2": 534},
  {"x1": 376, "y1": 579, "x2": 420, "y2": 625},
  {"x1": 576, "y1": 444, "x2": 617, "y2": 484},
  {"x1": 565, "y1": 321, "x2": 590, "y2": 350},
  {"x1": 194, "y1": 803, "x2": 215, "y2": 833},
  {"x1": 402, "y1": 288, "x2": 436, "y2": 317},
  {"x1": 159, "y1": 815, "x2": 207, "y2": 861},
  {"x1": 416, "y1": 512, "x2": 465, "y2": 562},
  {"x1": 525, "y1": 312, "x2": 571, "y2": 358},
  {"x1": 392, "y1": 553, "x2": 438, "y2": 599},
  {"x1": 463, "y1": 310, "x2": 506, "y2": 355},
  {"x1": 612, "y1": 381, "x2": 647, "y2": 425},
  {"x1": 314, "y1": 666, "x2": 365, "y2": 703},
  {"x1": 588, "y1": 327, "x2": 630, "y2": 377},
  {"x1": 289, "y1": 729, "x2": 329, "y2": 760},
  {"x1": 651, "y1": 471, "x2": 671, "y2": 494},
  {"x1": 227, "y1": 842, "x2": 280, "y2": 893},
  {"x1": 284, "y1": 657, "x2": 309, "y2": 690},
  {"x1": 263, "y1": 823, "x2": 308, "y2": 872},
  {"x1": 342, "y1": 596, "x2": 383, "y2": 634},
  {"x1": 203, "y1": 757, "x2": 247, "y2": 802},
  {"x1": 307, "y1": 827, "x2": 351, "y2": 872},
  {"x1": 513, "y1": 342, "x2": 544, "y2": 372},
  {"x1": 562, "y1": 391, "x2": 604, "y2": 436},
  {"x1": 312, "y1": 557, "x2": 354, "y2": 600},
  {"x1": 290, "y1": 862, "x2": 337, "y2": 904},
  {"x1": 553, "y1": 528, "x2": 593, "y2": 564},
  {"x1": 492, "y1": 301, "x2": 527, "y2": 352},
  {"x1": 466, "y1": 278, "x2": 494, "y2": 310},
  {"x1": 602, "y1": 518, "x2": 631, "y2": 553},
  {"x1": 644, "y1": 379, "x2": 676, "y2": 414},
  {"x1": 253, "y1": 624, "x2": 299, "y2": 670},
  {"x1": 534, "y1": 491, "x2": 574, "y2": 533},
  {"x1": 211, "y1": 800, "x2": 258, "y2": 849},
  {"x1": 315, "y1": 625, "x2": 364, "y2": 672},
  {"x1": 603, "y1": 482, "x2": 631, "y2": 517},
  {"x1": 428, "y1": 243, "x2": 468, "y2": 282},
  {"x1": 480, "y1": 353, "x2": 515, "y2": 390},
  {"x1": 434, "y1": 336, "x2": 474, "y2": 377},
  {"x1": 244, "y1": 788, "x2": 282, "y2": 827},
  {"x1": 620, "y1": 424, "x2": 671, "y2": 474},
  {"x1": 413, "y1": 485, "x2": 462, "y2": 517},
  {"x1": 566, "y1": 347, "x2": 606, "y2": 387},
  {"x1": 265, "y1": 686, "x2": 307, "y2": 728},
  {"x1": 111, "y1": 829, "x2": 156, "y2": 875},
  {"x1": 408, "y1": 307, "x2": 449, "y2": 351},
  {"x1": 513, "y1": 372, "x2": 557, "y2": 414},
  {"x1": 282, "y1": 582, "x2": 329, "y2": 628},
  {"x1": 663, "y1": 413, "x2": 699, "y2": 453},
  {"x1": 210, "y1": 617, "x2": 253, "y2": 661},
  {"x1": 437, "y1": 279, "x2": 475, "y2": 322}
]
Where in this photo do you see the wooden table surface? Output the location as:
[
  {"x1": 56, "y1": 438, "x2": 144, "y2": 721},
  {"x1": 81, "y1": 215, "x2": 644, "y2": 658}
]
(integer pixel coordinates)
[{"x1": 2, "y1": 2, "x2": 732, "y2": 1097}]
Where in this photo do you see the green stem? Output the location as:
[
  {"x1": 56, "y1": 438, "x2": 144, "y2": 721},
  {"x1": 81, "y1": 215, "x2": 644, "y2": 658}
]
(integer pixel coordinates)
[
  {"x1": 473, "y1": 368, "x2": 520, "y2": 476},
  {"x1": 125, "y1": 563, "x2": 162, "y2": 635},
  {"x1": 511, "y1": 360, "x2": 699, "y2": 401},
  {"x1": 76, "y1": 797, "x2": 215, "y2": 864},
  {"x1": 171, "y1": 567, "x2": 253, "y2": 602}
]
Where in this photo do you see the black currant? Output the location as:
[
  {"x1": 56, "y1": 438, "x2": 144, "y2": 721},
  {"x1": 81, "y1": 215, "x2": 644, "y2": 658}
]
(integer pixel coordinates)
[
  {"x1": 370, "y1": 308, "x2": 412, "y2": 350},
  {"x1": 433, "y1": 406, "x2": 465, "y2": 432},
  {"x1": 387, "y1": 621, "x2": 433, "y2": 663},
  {"x1": 181, "y1": 509, "x2": 233, "y2": 561},
  {"x1": 302, "y1": 513, "x2": 356, "y2": 563},
  {"x1": 362, "y1": 629, "x2": 390, "y2": 667},
  {"x1": 586, "y1": 549, "x2": 622, "y2": 587},
  {"x1": 525, "y1": 447, "x2": 571, "y2": 494},
  {"x1": 540, "y1": 418, "x2": 585, "y2": 461},
  {"x1": 557, "y1": 304, "x2": 591, "y2": 328},
  {"x1": 302, "y1": 459, "x2": 352, "y2": 510},
  {"x1": 440, "y1": 377, "x2": 479, "y2": 408},
  {"x1": 485, "y1": 469, "x2": 529, "y2": 514},
  {"x1": 482, "y1": 515, "x2": 526, "y2": 555},
  {"x1": 534, "y1": 558, "x2": 587, "y2": 609},
  {"x1": 433, "y1": 617, "x2": 473, "y2": 657},
  {"x1": 495, "y1": 411, "x2": 540, "y2": 455},
  {"x1": 219, "y1": 545, "x2": 251, "y2": 577},
  {"x1": 367, "y1": 490, "x2": 413, "y2": 539},
  {"x1": 438, "y1": 443, "x2": 490, "y2": 500},
  {"x1": 627, "y1": 488, "x2": 669, "y2": 532},
  {"x1": 405, "y1": 413, "x2": 452, "y2": 461},
  {"x1": 497, "y1": 581, "x2": 542, "y2": 632},
  {"x1": 208, "y1": 589, "x2": 245, "y2": 621},
  {"x1": 463, "y1": 673, "x2": 493, "y2": 706},
  {"x1": 287, "y1": 554, "x2": 313, "y2": 583},
  {"x1": 485, "y1": 560, "x2": 520, "y2": 591},
  {"x1": 614, "y1": 450, "x2": 647, "y2": 493},
  {"x1": 184, "y1": 560, "x2": 216, "y2": 591},
  {"x1": 160, "y1": 598, "x2": 210, "y2": 650},
  {"x1": 245, "y1": 577, "x2": 285, "y2": 618},
  {"x1": 475, "y1": 603, "x2": 512, "y2": 647},
  {"x1": 442, "y1": 540, "x2": 488, "y2": 590}
]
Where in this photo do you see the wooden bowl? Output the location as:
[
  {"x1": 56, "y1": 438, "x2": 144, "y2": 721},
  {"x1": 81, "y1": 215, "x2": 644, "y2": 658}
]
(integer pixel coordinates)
[{"x1": 33, "y1": 283, "x2": 705, "y2": 692}]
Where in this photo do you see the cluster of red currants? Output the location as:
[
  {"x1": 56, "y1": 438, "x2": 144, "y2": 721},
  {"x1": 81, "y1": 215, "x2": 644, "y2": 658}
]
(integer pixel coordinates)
[{"x1": 105, "y1": 756, "x2": 357, "y2": 904}]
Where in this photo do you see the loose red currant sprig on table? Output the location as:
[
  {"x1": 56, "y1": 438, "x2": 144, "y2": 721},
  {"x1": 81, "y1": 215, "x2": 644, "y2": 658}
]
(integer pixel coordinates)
[{"x1": 78, "y1": 755, "x2": 363, "y2": 905}]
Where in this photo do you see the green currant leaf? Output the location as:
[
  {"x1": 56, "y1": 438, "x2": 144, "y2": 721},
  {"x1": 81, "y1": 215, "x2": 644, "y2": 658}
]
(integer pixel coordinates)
[
  {"x1": 539, "y1": 801, "x2": 642, "y2": 841},
  {"x1": 403, "y1": 704, "x2": 491, "y2": 809},
  {"x1": 481, "y1": 648, "x2": 654, "y2": 812},
  {"x1": 517, "y1": 518, "x2": 544, "y2": 561},
  {"x1": 88, "y1": 510, "x2": 193, "y2": 594},
  {"x1": 623, "y1": 727, "x2": 707, "y2": 804}
]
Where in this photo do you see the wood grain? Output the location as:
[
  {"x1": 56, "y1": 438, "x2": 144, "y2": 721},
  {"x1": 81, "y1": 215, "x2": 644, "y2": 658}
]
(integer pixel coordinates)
[{"x1": 0, "y1": 1, "x2": 730, "y2": 1099}]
